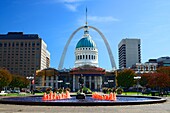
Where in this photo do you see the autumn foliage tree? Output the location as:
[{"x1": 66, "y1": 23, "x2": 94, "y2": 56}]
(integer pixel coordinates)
[
  {"x1": 116, "y1": 69, "x2": 136, "y2": 89},
  {"x1": 140, "y1": 73, "x2": 170, "y2": 89},
  {"x1": 0, "y1": 68, "x2": 12, "y2": 90},
  {"x1": 157, "y1": 67, "x2": 170, "y2": 77},
  {"x1": 150, "y1": 73, "x2": 170, "y2": 88}
]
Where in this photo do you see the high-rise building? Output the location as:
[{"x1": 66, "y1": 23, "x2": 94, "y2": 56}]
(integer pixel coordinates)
[
  {"x1": 0, "y1": 32, "x2": 50, "y2": 76},
  {"x1": 118, "y1": 38, "x2": 141, "y2": 69}
]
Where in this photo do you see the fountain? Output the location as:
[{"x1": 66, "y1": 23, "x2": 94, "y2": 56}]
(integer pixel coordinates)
[
  {"x1": 0, "y1": 93, "x2": 166, "y2": 106},
  {"x1": 0, "y1": 83, "x2": 167, "y2": 106},
  {"x1": 42, "y1": 90, "x2": 70, "y2": 101}
]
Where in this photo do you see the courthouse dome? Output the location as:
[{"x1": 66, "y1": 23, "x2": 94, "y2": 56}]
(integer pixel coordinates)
[
  {"x1": 76, "y1": 25, "x2": 96, "y2": 49},
  {"x1": 76, "y1": 36, "x2": 96, "y2": 48}
]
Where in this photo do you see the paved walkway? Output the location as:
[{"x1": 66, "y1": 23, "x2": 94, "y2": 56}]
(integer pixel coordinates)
[{"x1": 0, "y1": 97, "x2": 169, "y2": 113}]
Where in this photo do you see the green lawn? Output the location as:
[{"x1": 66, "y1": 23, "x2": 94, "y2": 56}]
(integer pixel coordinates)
[{"x1": 122, "y1": 91, "x2": 170, "y2": 96}]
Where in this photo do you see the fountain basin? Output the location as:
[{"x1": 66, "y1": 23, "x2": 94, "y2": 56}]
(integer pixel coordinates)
[{"x1": 0, "y1": 95, "x2": 166, "y2": 106}]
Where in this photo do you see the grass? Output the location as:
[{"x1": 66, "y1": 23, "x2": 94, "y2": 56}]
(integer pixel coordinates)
[{"x1": 122, "y1": 91, "x2": 170, "y2": 97}]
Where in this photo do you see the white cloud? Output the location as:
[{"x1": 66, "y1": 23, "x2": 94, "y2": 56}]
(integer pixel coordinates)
[
  {"x1": 78, "y1": 15, "x2": 119, "y2": 25},
  {"x1": 59, "y1": 0, "x2": 84, "y2": 11},
  {"x1": 64, "y1": 4, "x2": 79, "y2": 11},
  {"x1": 63, "y1": 0, "x2": 83, "y2": 3},
  {"x1": 88, "y1": 16, "x2": 119, "y2": 22}
]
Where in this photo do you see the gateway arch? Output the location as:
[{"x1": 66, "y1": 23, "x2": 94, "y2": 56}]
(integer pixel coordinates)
[{"x1": 58, "y1": 26, "x2": 117, "y2": 70}]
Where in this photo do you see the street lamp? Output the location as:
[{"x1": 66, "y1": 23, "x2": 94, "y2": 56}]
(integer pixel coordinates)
[
  {"x1": 104, "y1": 82, "x2": 108, "y2": 87},
  {"x1": 134, "y1": 76, "x2": 141, "y2": 95},
  {"x1": 58, "y1": 80, "x2": 63, "y2": 89},
  {"x1": 26, "y1": 75, "x2": 34, "y2": 94},
  {"x1": 65, "y1": 82, "x2": 70, "y2": 88},
  {"x1": 108, "y1": 79, "x2": 114, "y2": 88}
]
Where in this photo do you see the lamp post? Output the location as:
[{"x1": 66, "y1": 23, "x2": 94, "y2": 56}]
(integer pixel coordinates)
[
  {"x1": 65, "y1": 82, "x2": 70, "y2": 88},
  {"x1": 134, "y1": 76, "x2": 141, "y2": 95},
  {"x1": 58, "y1": 80, "x2": 63, "y2": 89},
  {"x1": 26, "y1": 75, "x2": 34, "y2": 94},
  {"x1": 108, "y1": 79, "x2": 114, "y2": 88},
  {"x1": 104, "y1": 82, "x2": 108, "y2": 87}
]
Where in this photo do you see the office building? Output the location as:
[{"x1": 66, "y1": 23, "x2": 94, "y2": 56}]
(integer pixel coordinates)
[
  {"x1": 157, "y1": 56, "x2": 170, "y2": 67},
  {"x1": 0, "y1": 32, "x2": 50, "y2": 76},
  {"x1": 118, "y1": 38, "x2": 141, "y2": 69}
]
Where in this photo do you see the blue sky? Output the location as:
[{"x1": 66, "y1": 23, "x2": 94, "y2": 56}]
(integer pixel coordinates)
[{"x1": 0, "y1": 0, "x2": 170, "y2": 70}]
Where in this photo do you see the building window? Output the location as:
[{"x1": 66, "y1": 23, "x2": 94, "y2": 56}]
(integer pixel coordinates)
[
  {"x1": 16, "y1": 42, "x2": 19, "y2": 46},
  {"x1": 86, "y1": 55, "x2": 88, "y2": 59},
  {"x1": 32, "y1": 42, "x2": 35, "y2": 47},
  {"x1": 53, "y1": 83, "x2": 56, "y2": 88},
  {"x1": 83, "y1": 55, "x2": 85, "y2": 59},
  {"x1": 36, "y1": 42, "x2": 40, "y2": 46},
  {"x1": 20, "y1": 42, "x2": 23, "y2": 47},
  {"x1": 4, "y1": 43, "x2": 7, "y2": 47},
  {"x1": 89, "y1": 55, "x2": 90, "y2": 59}
]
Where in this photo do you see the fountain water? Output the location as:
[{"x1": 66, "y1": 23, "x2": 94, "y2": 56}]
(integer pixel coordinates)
[{"x1": 42, "y1": 91, "x2": 70, "y2": 101}]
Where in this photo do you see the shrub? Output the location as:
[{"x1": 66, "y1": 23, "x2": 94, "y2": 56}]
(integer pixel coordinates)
[
  {"x1": 82, "y1": 87, "x2": 92, "y2": 94},
  {"x1": 117, "y1": 87, "x2": 123, "y2": 94},
  {"x1": 46, "y1": 87, "x2": 52, "y2": 94},
  {"x1": 77, "y1": 87, "x2": 92, "y2": 94}
]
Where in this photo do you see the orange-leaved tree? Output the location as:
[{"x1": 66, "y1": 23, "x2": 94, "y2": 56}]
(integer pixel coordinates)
[{"x1": 0, "y1": 68, "x2": 12, "y2": 90}]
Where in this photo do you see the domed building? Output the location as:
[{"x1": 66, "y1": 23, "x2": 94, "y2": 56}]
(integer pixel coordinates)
[
  {"x1": 69, "y1": 24, "x2": 105, "y2": 91},
  {"x1": 75, "y1": 25, "x2": 98, "y2": 67}
]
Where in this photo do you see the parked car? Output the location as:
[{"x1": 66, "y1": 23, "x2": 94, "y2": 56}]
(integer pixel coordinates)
[
  {"x1": 11, "y1": 90, "x2": 20, "y2": 93},
  {"x1": 5, "y1": 90, "x2": 11, "y2": 93}
]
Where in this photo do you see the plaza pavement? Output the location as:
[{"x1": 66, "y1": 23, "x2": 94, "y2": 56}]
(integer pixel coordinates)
[{"x1": 0, "y1": 97, "x2": 169, "y2": 113}]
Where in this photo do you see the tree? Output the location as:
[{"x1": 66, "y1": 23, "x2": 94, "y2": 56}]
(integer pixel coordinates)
[
  {"x1": 147, "y1": 73, "x2": 170, "y2": 89},
  {"x1": 9, "y1": 75, "x2": 29, "y2": 89},
  {"x1": 157, "y1": 67, "x2": 170, "y2": 77},
  {"x1": 140, "y1": 73, "x2": 150, "y2": 87},
  {"x1": 0, "y1": 68, "x2": 12, "y2": 90},
  {"x1": 116, "y1": 69, "x2": 136, "y2": 88}
]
